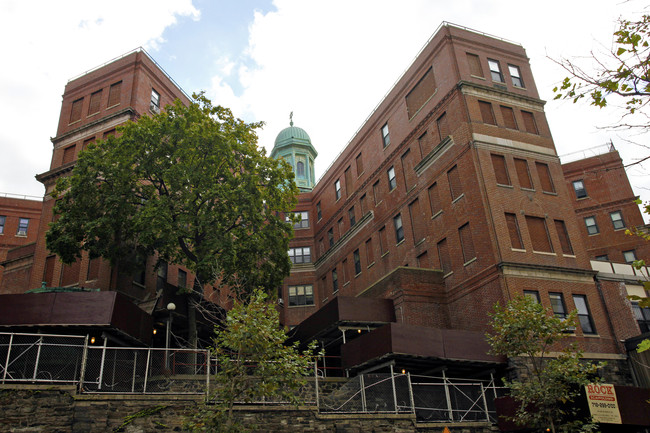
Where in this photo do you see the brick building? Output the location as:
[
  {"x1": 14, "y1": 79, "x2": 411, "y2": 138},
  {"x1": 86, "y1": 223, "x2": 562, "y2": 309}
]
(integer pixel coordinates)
[{"x1": 0, "y1": 24, "x2": 649, "y2": 382}]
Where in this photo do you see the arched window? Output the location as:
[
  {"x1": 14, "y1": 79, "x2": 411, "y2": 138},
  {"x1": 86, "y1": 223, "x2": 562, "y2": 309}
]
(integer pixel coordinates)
[{"x1": 296, "y1": 161, "x2": 305, "y2": 177}]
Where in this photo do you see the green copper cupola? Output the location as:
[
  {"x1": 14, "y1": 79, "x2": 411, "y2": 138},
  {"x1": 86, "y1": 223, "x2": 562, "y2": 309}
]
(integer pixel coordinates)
[{"x1": 271, "y1": 112, "x2": 318, "y2": 192}]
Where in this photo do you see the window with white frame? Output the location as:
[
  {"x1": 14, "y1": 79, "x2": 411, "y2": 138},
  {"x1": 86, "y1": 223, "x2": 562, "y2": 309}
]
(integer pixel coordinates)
[
  {"x1": 632, "y1": 302, "x2": 650, "y2": 333},
  {"x1": 353, "y1": 249, "x2": 361, "y2": 275},
  {"x1": 288, "y1": 285, "x2": 314, "y2": 306},
  {"x1": 610, "y1": 211, "x2": 625, "y2": 230},
  {"x1": 16, "y1": 218, "x2": 29, "y2": 236},
  {"x1": 150, "y1": 89, "x2": 160, "y2": 113},
  {"x1": 488, "y1": 59, "x2": 504, "y2": 82},
  {"x1": 508, "y1": 64, "x2": 524, "y2": 87},
  {"x1": 549, "y1": 292, "x2": 567, "y2": 320},
  {"x1": 572, "y1": 180, "x2": 587, "y2": 199},
  {"x1": 394, "y1": 214, "x2": 404, "y2": 243},
  {"x1": 387, "y1": 166, "x2": 396, "y2": 191},
  {"x1": 334, "y1": 179, "x2": 341, "y2": 200},
  {"x1": 287, "y1": 211, "x2": 309, "y2": 229},
  {"x1": 381, "y1": 123, "x2": 390, "y2": 147},
  {"x1": 288, "y1": 247, "x2": 311, "y2": 264},
  {"x1": 623, "y1": 249, "x2": 637, "y2": 263},
  {"x1": 0, "y1": 215, "x2": 5, "y2": 234},
  {"x1": 584, "y1": 216, "x2": 599, "y2": 235},
  {"x1": 573, "y1": 295, "x2": 596, "y2": 334}
]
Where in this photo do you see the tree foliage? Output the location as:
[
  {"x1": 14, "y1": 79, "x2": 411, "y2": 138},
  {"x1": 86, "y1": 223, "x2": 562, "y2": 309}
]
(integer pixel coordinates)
[
  {"x1": 46, "y1": 94, "x2": 298, "y2": 297},
  {"x1": 488, "y1": 296, "x2": 602, "y2": 433},
  {"x1": 184, "y1": 290, "x2": 319, "y2": 432},
  {"x1": 553, "y1": 15, "x2": 650, "y2": 132}
]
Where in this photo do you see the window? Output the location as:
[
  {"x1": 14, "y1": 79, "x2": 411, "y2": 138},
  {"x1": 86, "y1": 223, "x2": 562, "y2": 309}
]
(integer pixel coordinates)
[
  {"x1": 499, "y1": 105, "x2": 517, "y2": 130},
  {"x1": 288, "y1": 247, "x2": 311, "y2": 264},
  {"x1": 521, "y1": 111, "x2": 538, "y2": 134},
  {"x1": 373, "y1": 181, "x2": 381, "y2": 205},
  {"x1": 447, "y1": 165, "x2": 463, "y2": 200},
  {"x1": 103, "y1": 129, "x2": 115, "y2": 139},
  {"x1": 549, "y1": 293, "x2": 568, "y2": 320},
  {"x1": 505, "y1": 213, "x2": 524, "y2": 249},
  {"x1": 317, "y1": 201, "x2": 322, "y2": 221},
  {"x1": 514, "y1": 158, "x2": 533, "y2": 189},
  {"x1": 632, "y1": 302, "x2": 650, "y2": 333},
  {"x1": 108, "y1": 81, "x2": 122, "y2": 107},
  {"x1": 394, "y1": 214, "x2": 404, "y2": 243},
  {"x1": 573, "y1": 295, "x2": 596, "y2": 334},
  {"x1": 356, "y1": 153, "x2": 363, "y2": 175},
  {"x1": 0, "y1": 215, "x2": 5, "y2": 234},
  {"x1": 595, "y1": 254, "x2": 609, "y2": 261},
  {"x1": 82, "y1": 137, "x2": 95, "y2": 151},
  {"x1": 401, "y1": 148, "x2": 416, "y2": 190},
  {"x1": 381, "y1": 123, "x2": 390, "y2": 147},
  {"x1": 437, "y1": 112, "x2": 449, "y2": 141},
  {"x1": 555, "y1": 220, "x2": 574, "y2": 255},
  {"x1": 175, "y1": 269, "x2": 186, "y2": 289},
  {"x1": 288, "y1": 211, "x2": 309, "y2": 229},
  {"x1": 524, "y1": 290, "x2": 540, "y2": 303},
  {"x1": 61, "y1": 259, "x2": 81, "y2": 287},
  {"x1": 417, "y1": 251, "x2": 430, "y2": 268},
  {"x1": 70, "y1": 98, "x2": 83, "y2": 123},
  {"x1": 417, "y1": 132, "x2": 429, "y2": 157},
  {"x1": 341, "y1": 259, "x2": 348, "y2": 283},
  {"x1": 296, "y1": 161, "x2": 305, "y2": 177},
  {"x1": 360, "y1": 194, "x2": 367, "y2": 216},
  {"x1": 337, "y1": 218, "x2": 344, "y2": 236},
  {"x1": 526, "y1": 216, "x2": 553, "y2": 253},
  {"x1": 16, "y1": 218, "x2": 29, "y2": 236},
  {"x1": 459, "y1": 223, "x2": 476, "y2": 263},
  {"x1": 353, "y1": 249, "x2": 361, "y2": 275},
  {"x1": 318, "y1": 238, "x2": 324, "y2": 255},
  {"x1": 379, "y1": 226, "x2": 388, "y2": 255},
  {"x1": 344, "y1": 166, "x2": 352, "y2": 197},
  {"x1": 491, "y1": 154, "x2": 511, "y2": 185},
  {"x1": 365, "y1": 238, "x2": 374, "y2": 266},
  {"x1": 387, "y1": 166, "x2": 396, "y2": 191},
  {"x1": 43, "y1": 255, "x2": 56, "y2": 287},
  {"x1": 508, "y1": 64, "x2": 524, "y2": 87},
  {"x1": 409, "y1": 199, "x2": 424, "y2": 242},
  {"x1": 150, "y1": 89, "x2": 160, "y2": 113},
  {"x1": 572, "y1": 180, "x2": 587, "y2": 199},
  {"x1": 62, "y1": 145, "x2": 76, "y2": 164},
  {"x1": 288, "y1": 285, "x2": 314, "y2": 306},
  {"x1": 348, "y1": 207, "x2": 356, "y2": 226},
  {"x1": 535, "y1": 162, "x2": 555, "y2": 193},
  {"x1": 488, "y1": 59, "x2": 504, "y2": 82},
  {"x1": 623, "y1": 250, "x2": 637, "y2": 263},
  {"x1": 437, "y1": 238, "x2": 451, "y2": 274},
  {"x1": 406, "y1": 67, "x2": 436, "y2": 117},
  {"x1": 88, "y1": 90, "x2": 102, "y2": 116},
  {"x1": 610, "y1": 211, "x2": 625, "y2": 230},
  {"x1": 335, "y1": 179, "x2": 341, "y2": 200},
  {"x1": 328, "y1": 228, "x2": 334, "y2": 247},
  {"x1": 584, "y1": 216, "x2": 599, "y2": 235},
  {"x1": 467, "y1": 53, "x2": 483, "y2": 77},
  {"x1": 479, "y1": 101, "x2": 496, "y2": 125},
  {"x1": 332, "y1": 269, "x2": 338, "y2": 292},
  {"x1": 88, "y1": 257, "x2": 100, "y2": 281},
  {"x1": 428, "y1": 182, "x2": 441, "y2": 217}
]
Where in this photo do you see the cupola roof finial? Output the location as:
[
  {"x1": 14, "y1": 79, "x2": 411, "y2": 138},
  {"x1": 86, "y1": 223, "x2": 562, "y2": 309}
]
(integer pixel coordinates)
[{"x1": 289, "y1": 111, "x2": 294, "y2": 127}]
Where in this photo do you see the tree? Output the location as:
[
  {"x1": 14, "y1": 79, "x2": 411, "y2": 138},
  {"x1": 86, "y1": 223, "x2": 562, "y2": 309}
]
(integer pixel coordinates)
[
  {"x1": 184, "y1": 289, "x2": 319, "y2": 433},
  {"x1": 487, "y1": 296, "x2": 602, "y2": 433},
  {"x1": 46, "y1": 94, "x2": 298, "y2": 347}
]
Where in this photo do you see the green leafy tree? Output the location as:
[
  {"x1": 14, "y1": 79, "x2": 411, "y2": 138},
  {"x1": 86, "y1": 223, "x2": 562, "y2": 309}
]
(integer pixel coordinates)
[
  {"x1": 487, "y1": 296, "x2": 602, "y2": 433},
  {"x1": 184, "y1": 289, "x2": 319, "y2": 432},
  {"x1": 46, "y1": 94, "x2": 298, "y2": 347}
]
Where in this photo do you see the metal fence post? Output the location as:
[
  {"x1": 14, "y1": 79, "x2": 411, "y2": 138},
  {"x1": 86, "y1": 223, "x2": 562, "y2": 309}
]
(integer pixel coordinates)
[
  {"x1": 314, "y1": 359, "x2": 320, "y2": 410},
  {"x1": 32, "y1": 335, "x2": 43, "y2": 380},
  {"x1": 2, "y1": 333, "x2": 13, "y2": 384},
  {"x1": 406, "y1": 372, "x2": 415, "y2": 414},
  {"x1": 442, "y1": 369, "x2": 453, "y2": 421},
  {"x1": 78, "y1": 335, "x2": 89, "y2": 392},
  {"x1": 97, "y1": 337, "x2": 107, "y2": 390},
  {"x1": 205, "y1": 350, "x2": 210, "y2": 401},
  {"x1": 131, "y1": 351, "x2": 138, "y2": 393},
  {"x1": 390, "y1": 364, "x2": 398, "y2": 413},
  {"x1": 360, "y1": 374, "x2": 367, "y2": 412},
  {"x1": 143, "y1": 348, "x2": 151, "y2": 393},
  {"x1": 480, "y1": 382, "x2": 490, "y2": 422}
]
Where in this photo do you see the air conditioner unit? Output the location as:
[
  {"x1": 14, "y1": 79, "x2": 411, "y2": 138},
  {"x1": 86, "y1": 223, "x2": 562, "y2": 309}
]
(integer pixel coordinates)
[{"x1": 150, "y1": 103, "x2": 160, "y2": 114}]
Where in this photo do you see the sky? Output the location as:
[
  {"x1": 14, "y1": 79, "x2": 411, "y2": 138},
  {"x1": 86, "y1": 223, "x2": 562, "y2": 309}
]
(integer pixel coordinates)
[{"x1": 1, "y1": 0, "x2": 649, "y2": 205}]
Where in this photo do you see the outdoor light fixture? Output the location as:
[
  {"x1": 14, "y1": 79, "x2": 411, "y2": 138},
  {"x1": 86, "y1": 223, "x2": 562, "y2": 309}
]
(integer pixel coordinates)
[
  {"x1": 402, "y1": 369, "x2": 406, "y2": 374},
  {"x1": 357, "y1": 329, "x2": 361, "y2": 334},
  {"x1": 90, "y1": 337, "x2": 96, "y2": 344},
  {"x1": 153, "y1": 328, "x2": 157, "y2": 335}
]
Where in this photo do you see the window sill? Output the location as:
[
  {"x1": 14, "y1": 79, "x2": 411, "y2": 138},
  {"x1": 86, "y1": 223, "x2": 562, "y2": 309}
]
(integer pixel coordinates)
[
  {"x1": 588, "y1": 232, "x2": 600, "y2": 236},
  {"x1": 15, "y1": 234, "x2": 27, "y2": 238},
  {"x1": 431, "y1": 210, "x2": 443, "y2": 220},
  {"x1": 496, "y1": 183, "x2": 513, "y2": 189},
  {"x1": 576, "y1": 196, "x2": 589, "y2": 201},
  {"x1": 133, "y1": 282, "x2": 146, "y2": 289},
  {"x1": 367, "y1": 261, "x2": 375, "y2": 269},
  {"x1": 452, "y1": 193, "x2": 465, "y2": 204},
  {"x1": 381, "y1": 251, "x2": 390, "y2": 258},
  {"x1": 613, "y1": 227, "x2": 626, "y2": 231},
  {"x1": 532, "y1": 250, "x2": 557, "y2": 256},
  {"x1": 68, "y1": 119, "x2": 81, "y2": 126},
  {"x1": 355, "y1": 272, "x2": 362, "y2": 278},
  {"x1": 357, "y1": 171, "x2": 365, "y2": 178},
  {"x1": 513, "y1": 85, "x2": 526, "y2": 90},
  {"x1": 107, "y1": 103, "x2": 120, "y2": 110},
  {"x1": 322, "y1": 297, "x2": 328, "y2": 304},
  {"x1": 407, "y1": 184, "x2": 418, "y2": 194},
  {"x1": 542, "y1": 191, "x2": 557, "y2": 196},
  {"x1": 470, "y1": 75, "x2": 486, "y2": 80},
  {"x1": 463, "y1": 257, "x2": 477, "y2": 266},
  {"x1": 288, "y1": 304, "x2": 315, "y2": 308},
  {"x1": 375, "y1": 200, "x2": 383, "y2": 207},
  {"x1": 443, "y1": 271, "x2": 454, "y2": 279},
  {"x1": 562, "y1": 254, "x2": 577, "y2": 258},
  {"x1": 415, "y1": 238, "x2": 426, "y2": 247},
  {"x1": 396, "y1": 239, "x2": 405, "y2": 247},
  {"x1": 521, "y1": 187, "x2": 535, "y2": 192},
  {"x1": 343, "y1": 281, "x2": 350, "y2": 288},
  {"x1": 511, "y1": 248, "x2": 526, "y2": 253},
  {"x1": 583, "y1": 333, "x2": 600, "y2": 338}
]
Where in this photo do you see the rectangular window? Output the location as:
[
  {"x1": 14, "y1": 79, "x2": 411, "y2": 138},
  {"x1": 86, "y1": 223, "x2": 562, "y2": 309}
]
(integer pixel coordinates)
[
  {"x1": 43, "y1": 255, "x2": 56, "y2": 287},
  {"x1": 387, "y1": 166, "x2": 397, "y2": 191},
  {"x1": 0, "y1": 215, "x2": 5, "y2": 234},
  {"x1": 318, "y1": 238, "x2": 324, "y2": 255},
  {"x1": 289, "y1": 211, "x2": 309, "y2": 229},
  {"x1": 632, "y1": 302, "x2": 650, "y2": 333},
  {"x1": 61, "y1": 259, "x2": 81, "y2": 287},
  {"x1": 514, "y1": 158, "x2": 533, "y2": 189},
  {"x1": 535, "y1": 162, "x2": 555, "y2": 193},
  {"x1": 447, "y1": 165, "x2": 463, "y2": 200},
  {"x1": 459, "y1": 222, "x2": 476, "y2": 263},
  {"x1": 428, "y1": 182, "x2": 441, "y2": 217},
  {"x1": 341, "y1": 259, "x2": 348, "y2": 283},
  {"x1": 555, "y1": 220, "x2": 574, "y2": 255},
  {"x1": 108, "y1": 81, "x2": 122, "y2": 107},
  {"x1": 344, "y1": 166, "x2": 352, "y2": 197},
  {"x1": 288, "y1": 247, "x2": 311, "y2": 264},
  {"x1": 491, "y1": 154, "x2": 511, "y2": 185},
  {"x1": 409, "y1": 198, "x2": 424, "y2": 242},
  {"x1": 359, "y1": 194, "x2": 367, "y2": 216},
  {"x1": 150, "y1": 89, "x2": 160, "y2": 113},
  {"x1": 16, "y1": 218, "x2": 29, "y2": 236},
  {"x1": 335, "y1": 179, "x2": 341, "y2": 200},
  {"x1": 401, "y1": 148, "x2": 416, "y2": 190},
  {"x1": 70, "y1": 98, "x2": 83, "y2": 123},
  {"x1": 595, "y1": 254, "x2": 609, "y2": 261},
  {"x1": 373, "y1": 181, "x2": 381, "y2": 205},
  {"x1": 87, "y1": 257, "x2": 100, "y2": 281},
  {"x1": 623, "y1": 250, "x2": 637, "y2": 263},
  {"x1": 505, "y1": 213, "x2": 524, "y2": 249},
  {"x1": 508, "y1": 64, "x2": 524, "y2": 87},
  {"x1": 379, "y1": 226, "x2": 388, "y2": 255},
  {"x1": 524, "y1": 290, "x2": 540, "y2": 303},
  {"x1": 572, "y1": 180, "x2": 587, "y2": 199},
  {"x1": 417, "y1": 251, "x2": 430, "y2": 268},
  {"x1": 365, "y1": 238, "x2": 374, "y2": 266},
  {"x1": 437, "y1": 238, "x2": 451, "y2": 274},
  {"x1": 288, "y1": 285, "x2": 314, "y2": 306},
  {"x1": 549, "y1": 292, "x2": 567, "y2": 320},
  {"x1": 417, "y1": 132, "x2": 429, "y2": 158},
  {"x1": 103, "y1": 129, "x2": 115, "y2": 139},
  {"x1": 584, "y1": 216, "x2": 599, "y2": 235},
  {"x1": 353, "y1": 249, "x2": 361, "y2": 275},
  {"x1": 573, "y1": 295, "x2": 596, "y2": 334},
  {"x1": 178, "y1": 269, "x2": 187, "y2": 289},
  {"x1": 526, "y1": 215, "x2": 553, "y2": 253},
  {"x1": 328, "y1": 228, "x2": 334, "y2": 247},
  {"x1": 317, "y1": 201, "x2": 322, "y2": 221},
  {"x1": 437, "y1": 112, "x2": 449, "y2": 141},
  {"x1": 82, "y1": 137, "x2": 95, "y2": 151},
  {"x1": 394, "y1": 214, "x2": 404, "y2": 243},
  {"x1": 488, "y1": 59, "x2": 504, "y2": 82},
  {"x1": 88, "y1": 90, "x2": 102, "y2": 116},
  {"x1": 348, "y1": 206, "x2": 356, "y2": 226},
  {"x1": 467, "y1": 53, "x2": 483, "y2": 77},
  {"x1": 479, "y1": 101, "x2": 496, "y2": 125},
  {"x1": 610, "y1": 211, "x2": 625, "y2": 230},
  {"x1": 381, "y1": 123, "x2": 390, "y2": 147},
  {"x1": 332, "y1": 269, "x2": 338, "y2": 292},
  {"x1": 521, "y1": 110, "x2": 539, "y2": 134},
  {"x1": 62, "y1": 145, "x2": 76, "y2": 164},
  {"x1": 356, "y1": 153, "x2": 363, "y2": 175},
  {"x1": 500, "y1": 105, "x2": 518, "y2": 129},
  {"x1": 337, "y1": 218, "x2": 344, "y2": 237},
  {"x1": 406, "y1": 67, "x2": 436, "y2": 118}
]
